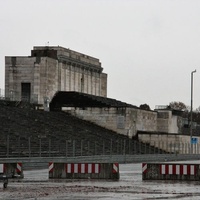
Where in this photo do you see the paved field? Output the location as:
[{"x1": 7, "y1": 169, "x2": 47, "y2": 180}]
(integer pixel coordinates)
[{"x1": 0, "y1": 161, "x2": 200, "y2": 199}]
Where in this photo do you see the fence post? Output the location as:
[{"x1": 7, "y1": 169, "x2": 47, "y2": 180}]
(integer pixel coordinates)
[
  {"x1": 185, "y1": 142, "x2": 187, "y2": 154},
  {"x1": 28, "y1": 137, "x2": 31, "y2": 157},
  {"x1": 123, "y1": 139, "x2": 126, "y2": 155},
  {"x1": 7, "y1": 135, "x2": 9, "y2": 158},
  {"x1": 81, "y1": 140, "x2": 83, "y2": 156},
  {"x1": 169, "y1": 142, "x2": 172, "y2": 154},
  {"x1": 110, "y1": 139, "x2": 112, "y2": 155},
  {"x1": 94, "y1": 141, "x2": 97, "y2": 155},
  {"x1": 120, "y1": 139, "x2": 123, "y2": 154},
  {"x1": 134, "y1": 140, "x2": 137, "y2": 154},
  {"x1": 181, "y1": 142, "x2": 184, "y2": 154},
  {"x1": 153, "y1": 141, "x2": 156, "y2": 154},
  {"x1": 73, "y1": 140, "x2": 75, "y2": 157},
  {"x1": 117, "y1": 140, "x2": 119, "y2": 154},
  {"x1": 87, "y1": 141, "x2": 90, "y2": 156},
  {"x1": 166, "y1": 140, "x2": 168, "y2": 153},
  {"x1": 48, "y1": 138, "x2": 51, "y2": 157},
  {"x1": 158, "y1": 141, "x2": 160, "y2": 153},
  {"x1": 66, "y1": 140, "x2": 68, "y2": 157},
  {"x1": 184, "y1": 142, "x2": 186, "y2": 154},
  {"x1": 18, "y1": 136, "x2": 20, "y2": 157},
  {"x1": 102, "y1": 140, "x2": 105, "y2": 155},
  {"x1": 184, "y1": 142, "x2": 187, "y2": 154},
  {"x1": 139, "y1": 141, "x2": 141, "y2": 154},
  {"x1": 144, "y1": 142, "x2": 147, "y2": 154},
  {"x1": 39, "y1": 138, "x2": 41, "y2": 157}
]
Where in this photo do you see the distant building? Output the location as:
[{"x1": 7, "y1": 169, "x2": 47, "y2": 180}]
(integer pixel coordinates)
[{"x1": 5, "y1": 46, "x2": 107, "y2": 105}]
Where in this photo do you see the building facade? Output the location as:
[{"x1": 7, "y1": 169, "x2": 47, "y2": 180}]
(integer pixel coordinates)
[{"x1": 5, "y1": 46, "x2": 107, "y2": 105}]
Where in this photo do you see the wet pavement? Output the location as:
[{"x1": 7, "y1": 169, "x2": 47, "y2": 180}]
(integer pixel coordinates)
[{"x1": 0, "y1": 161, "x2": 200, "y2": 199}]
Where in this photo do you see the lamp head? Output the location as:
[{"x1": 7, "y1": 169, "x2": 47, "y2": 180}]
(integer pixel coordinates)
[{"x1": 192, "y1": 69, "x2": 196, "y2": 74}]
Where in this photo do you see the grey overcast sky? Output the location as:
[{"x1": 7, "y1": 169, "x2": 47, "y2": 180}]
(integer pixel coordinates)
[{"x1": 1, "y1": 0, "x2": 200, "y2": 110}]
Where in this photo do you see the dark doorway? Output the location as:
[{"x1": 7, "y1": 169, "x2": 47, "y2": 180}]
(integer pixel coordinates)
[{"x1": 21, "y1": 83, "x2": 31, "y2": 102}]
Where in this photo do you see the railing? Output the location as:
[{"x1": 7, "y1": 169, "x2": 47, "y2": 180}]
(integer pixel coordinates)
[
  {"x1": 1, "y1": 154, "x2": 200, "y2": 166},
  {"x1": 0, "y1": 136, "x2": 172, "y2": 158},
  {"x1": 0, "y1": 135, "x2": 199, "y2": 158}
]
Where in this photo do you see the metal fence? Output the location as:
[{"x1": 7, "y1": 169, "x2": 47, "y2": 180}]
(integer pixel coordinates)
[
  {"x1": 1, "y1": 135, "x2": 199, "y2": 158},
  {"x1": 0, "y1": 136, "x2": 164, "y2": 158}
]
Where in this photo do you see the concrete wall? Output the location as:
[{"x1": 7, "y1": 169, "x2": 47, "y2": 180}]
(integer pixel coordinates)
[
  {"x1": 66, "y1": 106, "x2": 186, "y2": 140},
  {"x1": 136, "y1": 109, "x2": 157, "y2": 132},
  {"x1": 156, "y1": 110, "x2": 184, "y2": 134},
  {"x1": 60, "y1": 62, "x2": 103, "y2": 96},
  {"x1": 5, "y1": 56, "x2": 59, "y2": 105},
  {"x1": 139, "y1": 133, "x2": 200, "y2": 154},
  {"x1": 100, "y1": 73, "x2": 107, "y2": 97},
  {"x1": 5, "y1": 56, "x2": 36, "y2": 101},
  {"x1": 67, "y1": 107, "x2": 157, "y2": 138}
]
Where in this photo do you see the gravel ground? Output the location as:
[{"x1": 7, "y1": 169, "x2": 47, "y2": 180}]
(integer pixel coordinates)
[{"x1": 0, "y1": 162, "x2": 200, "y2": 200}]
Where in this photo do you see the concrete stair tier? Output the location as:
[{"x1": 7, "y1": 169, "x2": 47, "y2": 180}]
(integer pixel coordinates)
[{"x1": 0, "y1": 100, "x2": 168, "y2": 157}]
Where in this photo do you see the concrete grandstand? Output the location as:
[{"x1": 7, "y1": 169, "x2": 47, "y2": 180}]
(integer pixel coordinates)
[{"x1": 0, "y1": 100, "x2": 167, "y2": 157}]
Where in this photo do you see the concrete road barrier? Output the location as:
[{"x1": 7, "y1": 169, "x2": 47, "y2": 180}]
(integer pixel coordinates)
[
  {"x1": 0, "y1": 162, "x2": 23, "y2": 188},
  {"x1": 49, "y1": 163, "x2": 119, "y2": 180},
  {"x1": 142, "y1": 163, "x2": 199, "y2": 181},
  {"x1": 2, "y1": 163, "x2": 23, "y2": 178}
]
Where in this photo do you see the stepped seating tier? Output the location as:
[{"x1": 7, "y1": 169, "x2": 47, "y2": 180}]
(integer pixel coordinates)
[{"x1": 0, "y1": 100, "x2": 167, "y2": 157}]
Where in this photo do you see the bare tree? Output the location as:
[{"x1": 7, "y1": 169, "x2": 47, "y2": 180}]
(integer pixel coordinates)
[
  {"x1": 169, "y1": 101, "x2": 187, "y2": 111},
  {"x1": 195, "y1": 106, "x2": 200, "y2": 113},
  {"x1": 139, "y1": 104, "x2": 151, "y2": 111}
]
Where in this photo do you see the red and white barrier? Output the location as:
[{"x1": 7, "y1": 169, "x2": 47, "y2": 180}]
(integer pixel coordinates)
[
  {"x1": 0, "y1": 164, "x2": 5, "y2": 173},
  {"x1": 0, "y1": 163, "x2": 22, "y2": 174},
  {"x1": 142, "y1": 163, "x2": 147, "y2": 174},
  {"x1": 16, "y1": 163, "x2": 22, "y2": 173},
  {"x1": 66, "y1": 163, "x2": 100, "y2": 174},
  {"x1": 49, "y1": 162, "x2": 54, "y2": 173},
  {"x1": 112, "y1": 163, "x2": 119, "y2": 173},
  {"x1": 142, "y1": 163, "x2": 198, "y2": 181},
  {"x1": 49, "y1": 162, "x2": 119, "y2": 180},
  {"x1": 160, "y1": 164, "x2": 196, "y2": 175}
]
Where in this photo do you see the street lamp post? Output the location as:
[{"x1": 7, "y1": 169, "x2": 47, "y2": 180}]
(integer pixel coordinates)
[{"x1": 190, "y1": 69, "x2": 196, "y2": 154}]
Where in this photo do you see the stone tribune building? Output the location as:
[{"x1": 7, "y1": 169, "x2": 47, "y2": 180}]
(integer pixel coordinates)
[
  {"x1": 5, "y1": 45, "x2": 195, "y2": 153},
  {"x1": 5, "y1": 46, "x2": 107, "y2": 105}
]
